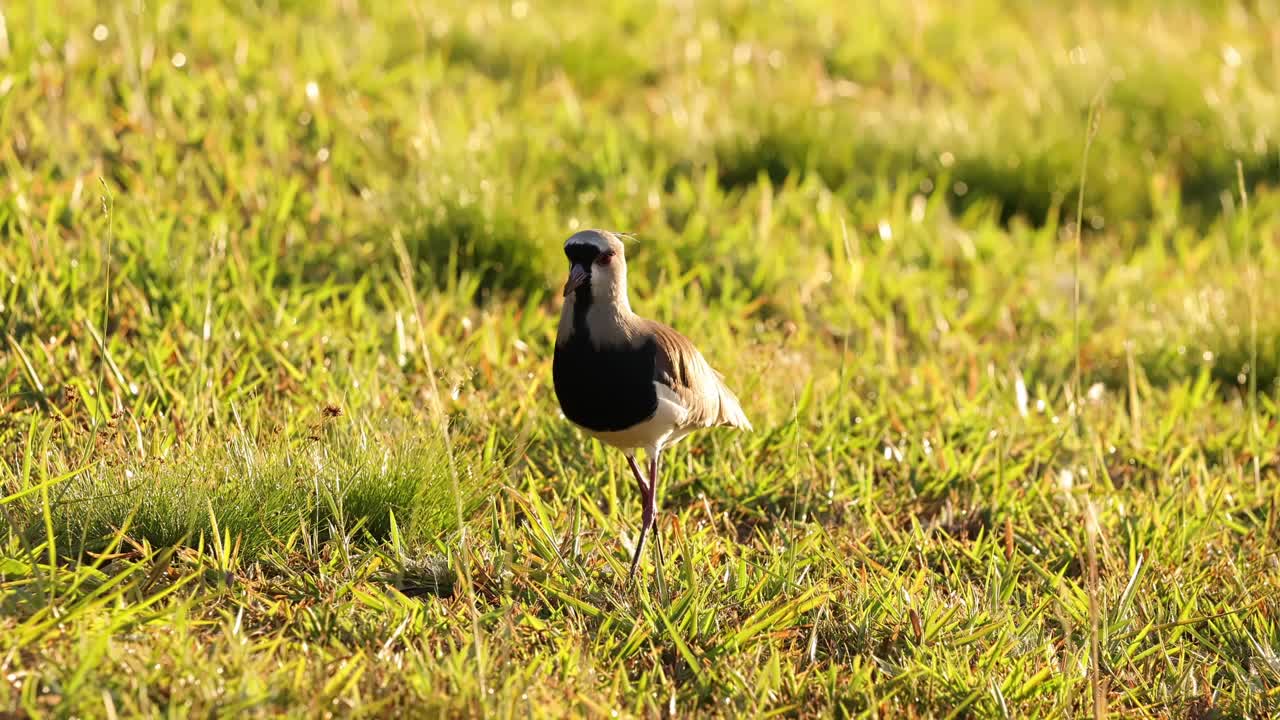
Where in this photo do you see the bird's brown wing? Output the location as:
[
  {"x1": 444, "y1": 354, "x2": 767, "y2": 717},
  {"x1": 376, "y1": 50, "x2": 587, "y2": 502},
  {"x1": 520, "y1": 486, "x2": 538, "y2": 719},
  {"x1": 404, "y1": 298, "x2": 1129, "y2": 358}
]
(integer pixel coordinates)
[{"x1": 641, "y1": 319, "x2": 752, "y2": 431}]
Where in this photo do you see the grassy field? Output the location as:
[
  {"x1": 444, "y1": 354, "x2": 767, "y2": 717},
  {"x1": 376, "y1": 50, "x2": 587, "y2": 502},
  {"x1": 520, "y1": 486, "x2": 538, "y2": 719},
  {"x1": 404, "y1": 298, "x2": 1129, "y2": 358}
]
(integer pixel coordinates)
[{"x1": 3, "y1": 0, "x2": 1280, "y2": 716}]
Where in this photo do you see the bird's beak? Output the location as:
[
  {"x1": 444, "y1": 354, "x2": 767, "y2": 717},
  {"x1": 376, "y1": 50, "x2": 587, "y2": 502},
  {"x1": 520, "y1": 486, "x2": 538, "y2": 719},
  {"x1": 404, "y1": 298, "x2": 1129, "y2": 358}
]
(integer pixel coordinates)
[{"x1": 562, "y1": 264, "x2": 589, "y2": 297}]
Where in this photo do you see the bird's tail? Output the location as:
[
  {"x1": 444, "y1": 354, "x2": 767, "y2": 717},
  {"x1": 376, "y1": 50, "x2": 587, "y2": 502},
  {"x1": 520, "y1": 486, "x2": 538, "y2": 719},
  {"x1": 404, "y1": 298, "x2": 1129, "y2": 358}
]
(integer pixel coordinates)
[{"x1": 716, "y1": 383, "x2": 753, "y2": 431}]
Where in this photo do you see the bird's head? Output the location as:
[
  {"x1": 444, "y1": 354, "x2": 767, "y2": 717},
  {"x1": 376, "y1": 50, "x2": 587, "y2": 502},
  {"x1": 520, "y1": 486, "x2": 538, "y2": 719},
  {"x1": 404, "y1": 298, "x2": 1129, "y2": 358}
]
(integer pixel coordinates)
[{"x1": 561, "y1": 229, "x2": 629, "y2": 306}]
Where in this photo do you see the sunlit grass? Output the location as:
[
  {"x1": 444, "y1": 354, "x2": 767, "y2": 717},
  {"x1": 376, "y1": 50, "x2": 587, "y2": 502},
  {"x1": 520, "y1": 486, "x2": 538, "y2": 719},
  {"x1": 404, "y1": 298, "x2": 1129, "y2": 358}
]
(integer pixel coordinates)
[{"x1": 2, "y1": 0, "x2": 1280, "y2": 717}]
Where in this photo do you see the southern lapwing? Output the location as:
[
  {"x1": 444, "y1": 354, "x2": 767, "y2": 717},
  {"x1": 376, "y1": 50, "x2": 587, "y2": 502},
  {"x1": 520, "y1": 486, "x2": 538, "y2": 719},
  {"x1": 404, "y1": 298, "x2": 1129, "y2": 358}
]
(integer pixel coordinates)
[{"x1": 552, "y1": 229, "x2": 752, "y2": 582}]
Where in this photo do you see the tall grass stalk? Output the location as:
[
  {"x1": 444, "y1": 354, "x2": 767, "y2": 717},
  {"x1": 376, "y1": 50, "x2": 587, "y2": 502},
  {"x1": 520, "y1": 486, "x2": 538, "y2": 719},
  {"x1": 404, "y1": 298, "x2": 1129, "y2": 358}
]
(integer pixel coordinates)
[
  {"x1": 1074, "y1": 88, "x2": 1107, "y2": 720},
  {"x1": 1236, "y1": 160, "x2": 1260, "y2": 489},
  {"x1": 391, "y1": 231, "x2": 489, "y2": 702}
]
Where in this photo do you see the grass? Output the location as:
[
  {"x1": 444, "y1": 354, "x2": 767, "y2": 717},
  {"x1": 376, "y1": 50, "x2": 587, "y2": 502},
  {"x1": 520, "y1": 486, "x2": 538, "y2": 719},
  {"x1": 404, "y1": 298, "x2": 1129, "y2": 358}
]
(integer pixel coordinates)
[{"x1": 2, "y1": 0, "x2": 1279, "y2": 716}]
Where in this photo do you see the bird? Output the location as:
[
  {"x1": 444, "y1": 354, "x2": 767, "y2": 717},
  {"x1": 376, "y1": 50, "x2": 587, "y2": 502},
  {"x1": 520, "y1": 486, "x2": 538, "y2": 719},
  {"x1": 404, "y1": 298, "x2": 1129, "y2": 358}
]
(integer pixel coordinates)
[{"x1": 551, "y1": 229, "x2": 752, "y2": 583}]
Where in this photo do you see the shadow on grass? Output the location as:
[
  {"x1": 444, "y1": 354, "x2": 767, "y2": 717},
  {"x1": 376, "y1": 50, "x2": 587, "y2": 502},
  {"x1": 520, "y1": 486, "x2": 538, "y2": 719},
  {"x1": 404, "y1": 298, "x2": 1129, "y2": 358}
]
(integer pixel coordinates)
[
  {"x1": 395, "y1": 200, "x2": 549, "y2": 302},
  {"x1": 711, "y1": 120, "x2": 1279, "y2": 229}
]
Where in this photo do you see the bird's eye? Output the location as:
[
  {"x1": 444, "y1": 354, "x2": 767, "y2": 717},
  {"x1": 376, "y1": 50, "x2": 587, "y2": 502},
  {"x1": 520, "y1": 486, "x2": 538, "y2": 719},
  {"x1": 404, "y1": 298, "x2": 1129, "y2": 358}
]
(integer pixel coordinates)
[{"x1": 596, "y1": 250, "x2": 615, "y2": 265}]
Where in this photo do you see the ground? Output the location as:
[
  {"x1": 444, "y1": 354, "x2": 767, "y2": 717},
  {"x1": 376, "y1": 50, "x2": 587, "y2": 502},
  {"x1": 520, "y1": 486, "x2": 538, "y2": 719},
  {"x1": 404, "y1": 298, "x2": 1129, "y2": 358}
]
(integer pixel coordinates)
[{"x1": 2, "y1": 0, "x2": 1279, "y2": 717}]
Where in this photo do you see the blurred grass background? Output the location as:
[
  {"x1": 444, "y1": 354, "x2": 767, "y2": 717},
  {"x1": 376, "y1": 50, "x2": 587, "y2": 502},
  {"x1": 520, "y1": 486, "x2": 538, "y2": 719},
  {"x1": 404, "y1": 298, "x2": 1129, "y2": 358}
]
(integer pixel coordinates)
[{"x1": 2, "y1": 0, "x2": 1279, "y2": 717}]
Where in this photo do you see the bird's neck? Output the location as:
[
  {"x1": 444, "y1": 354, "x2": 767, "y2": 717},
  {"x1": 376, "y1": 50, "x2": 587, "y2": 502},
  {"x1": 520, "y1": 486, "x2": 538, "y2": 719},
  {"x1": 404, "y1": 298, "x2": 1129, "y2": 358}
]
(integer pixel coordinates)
[{"x1": 560, "y1": 288, "x2": 635, "y2": 347}]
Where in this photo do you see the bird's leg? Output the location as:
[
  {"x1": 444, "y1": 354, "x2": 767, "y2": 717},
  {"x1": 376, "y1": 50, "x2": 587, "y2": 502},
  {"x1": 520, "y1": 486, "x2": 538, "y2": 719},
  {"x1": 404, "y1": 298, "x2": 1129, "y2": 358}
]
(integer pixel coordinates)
[
  {"x1": 626, "y1": 454, "x2": 653, "y2": 582},
  {"x1": 625, "y1": 453, "x2": 651, "y2": 498},
  {"x1": 649, "y1": 451, "x2": 666, "y2": 575}
]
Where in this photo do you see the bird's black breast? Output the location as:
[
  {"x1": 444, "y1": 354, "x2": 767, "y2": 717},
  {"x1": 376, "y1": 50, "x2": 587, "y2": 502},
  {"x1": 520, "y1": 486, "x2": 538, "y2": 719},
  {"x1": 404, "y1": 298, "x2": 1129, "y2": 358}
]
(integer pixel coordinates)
[{"x1": 553, "y1": 337, "x2": 659, "y2": 432}]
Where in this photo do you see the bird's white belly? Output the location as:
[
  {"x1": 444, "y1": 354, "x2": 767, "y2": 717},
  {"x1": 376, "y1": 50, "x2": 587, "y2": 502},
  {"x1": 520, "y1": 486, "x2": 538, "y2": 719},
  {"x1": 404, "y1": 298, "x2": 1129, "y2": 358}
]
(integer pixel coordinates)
[{"x1": 585, "y1": 383, "x2": 688, "y2": 454}]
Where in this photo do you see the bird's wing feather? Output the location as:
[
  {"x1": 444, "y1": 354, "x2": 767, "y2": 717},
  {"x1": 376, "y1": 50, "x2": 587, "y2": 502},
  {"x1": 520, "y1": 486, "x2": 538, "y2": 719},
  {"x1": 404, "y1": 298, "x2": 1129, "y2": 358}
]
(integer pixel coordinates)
[{"x1": 642, "y1": 319, "x2": 752, "y2": 431}]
